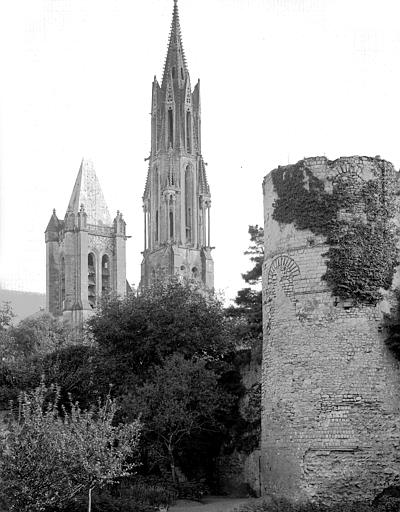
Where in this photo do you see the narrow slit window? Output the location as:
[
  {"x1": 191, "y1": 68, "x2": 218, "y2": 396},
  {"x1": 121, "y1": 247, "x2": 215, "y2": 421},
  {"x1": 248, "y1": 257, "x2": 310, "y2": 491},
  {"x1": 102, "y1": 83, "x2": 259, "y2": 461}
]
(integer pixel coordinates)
[
  {"x1": 169, "y1": 211, "x2": 174, "y2": 238},
  {"x1": 155, "y1": 210, "x2": 159, "y2": 242}
]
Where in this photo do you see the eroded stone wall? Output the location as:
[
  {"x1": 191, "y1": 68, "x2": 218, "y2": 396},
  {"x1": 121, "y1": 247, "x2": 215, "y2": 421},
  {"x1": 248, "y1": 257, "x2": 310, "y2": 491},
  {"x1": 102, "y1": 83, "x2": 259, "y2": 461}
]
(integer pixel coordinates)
[{"x1": 261, "y1": 156, "x2": 400, "y2": 503}]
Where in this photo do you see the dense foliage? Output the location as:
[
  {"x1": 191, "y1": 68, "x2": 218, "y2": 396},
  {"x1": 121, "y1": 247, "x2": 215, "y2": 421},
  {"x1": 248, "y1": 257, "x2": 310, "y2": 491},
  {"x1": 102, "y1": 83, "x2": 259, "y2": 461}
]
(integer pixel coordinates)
[
  {"x1": 10, "y1": 312, "x2": 74, "y2": 357},
  {"x1": 0, "y1": 278, "x2": 251, "y2": 503},
  {"x1": 88, "y1": 279, "x2": 239, "y2": 484},
  {"x1": 123, "y1": 354, "x2": 232, "y2": 484},
  {"x1": 0, "y1": 312, "x2": 88, "y2": 409},
  {"x1": 88, "y1": 279, "x2": 233, "y2": 386}
]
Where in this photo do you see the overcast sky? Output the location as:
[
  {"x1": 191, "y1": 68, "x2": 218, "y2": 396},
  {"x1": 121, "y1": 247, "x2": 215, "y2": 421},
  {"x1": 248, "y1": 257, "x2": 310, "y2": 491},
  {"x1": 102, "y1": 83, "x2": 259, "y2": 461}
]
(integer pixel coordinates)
[{"x1": 1, "y1": 0, "x2": 400, "y2": 302}]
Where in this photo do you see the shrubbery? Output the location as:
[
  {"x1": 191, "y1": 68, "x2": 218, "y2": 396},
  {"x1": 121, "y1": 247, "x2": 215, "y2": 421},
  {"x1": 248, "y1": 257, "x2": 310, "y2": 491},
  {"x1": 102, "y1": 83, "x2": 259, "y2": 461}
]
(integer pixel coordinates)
[
  {"x1": 0, "y1": 382, "x2": 141, "y2": 512},
  {"x1": 0, "y1": 279, "x2": 245, "y2": 509},
  {"x1": 61, "y1": 480, "x2": 177, "y2": 512}
]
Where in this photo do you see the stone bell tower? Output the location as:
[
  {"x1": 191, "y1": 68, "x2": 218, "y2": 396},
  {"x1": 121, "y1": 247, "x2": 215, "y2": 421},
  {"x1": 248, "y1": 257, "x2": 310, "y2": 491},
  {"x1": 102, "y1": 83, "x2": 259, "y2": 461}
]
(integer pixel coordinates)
[
  {"x1": 141, "y1": 0, "x2": 214, "y2": 288},
  {"x1": 45, "y1": 159, "x2": 127, "y2": 330}
]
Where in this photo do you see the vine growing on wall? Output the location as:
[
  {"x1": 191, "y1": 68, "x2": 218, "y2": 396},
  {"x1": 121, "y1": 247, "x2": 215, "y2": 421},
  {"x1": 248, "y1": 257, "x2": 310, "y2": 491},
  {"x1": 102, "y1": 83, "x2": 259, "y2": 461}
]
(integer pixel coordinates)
[{"x1": 271, "y1": 160, "x2": 400, "y2": 305}]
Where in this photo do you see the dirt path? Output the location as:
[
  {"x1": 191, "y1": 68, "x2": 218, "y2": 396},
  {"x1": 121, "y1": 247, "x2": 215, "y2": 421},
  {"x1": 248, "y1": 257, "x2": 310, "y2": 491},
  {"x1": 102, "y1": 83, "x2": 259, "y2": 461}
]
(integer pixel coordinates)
[{"x1": 170, "y1": 495, "x2": 261, "y2": 512}]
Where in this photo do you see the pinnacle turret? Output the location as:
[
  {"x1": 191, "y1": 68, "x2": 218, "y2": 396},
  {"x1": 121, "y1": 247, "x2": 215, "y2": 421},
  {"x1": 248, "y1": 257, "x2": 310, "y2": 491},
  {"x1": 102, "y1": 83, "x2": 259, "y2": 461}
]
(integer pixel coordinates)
[{"x1": 45, "y1": 209, "x2": 59, "y2": 233}]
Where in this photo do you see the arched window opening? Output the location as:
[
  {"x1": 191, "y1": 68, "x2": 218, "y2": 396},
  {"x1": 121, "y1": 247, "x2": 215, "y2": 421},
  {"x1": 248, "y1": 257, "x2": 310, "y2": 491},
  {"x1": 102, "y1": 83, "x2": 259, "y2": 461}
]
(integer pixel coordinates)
[
  {"x1": 181, "y1": 67, "x2": 184, "y2": 80},
  {"x1": 169, "y1": 211, "x2": 174, "y2": 239},
  {"x1": 88, "y1": 253, "x2": 96, "y2": 308},
  {"x1": 155, "y1": 210, "x2": 159, "y2": 242},
  {"x1": 185, "y1": 165, "x2": 193, "y2": 243},
  {"x1": 168, "y1": 109, "x2": 174, "y2": 148},
  {"x1": 102, "y1": 254, "x2": 110, "y2": 295},
  {"x1": 172, "y1": 66, "x2": 176, "y2": 79},
  {"x1": 186, "y1": 111, "x2": 192, "y2": 153},
  {"x1": 60, "y1": 257, "x2": 65, "y2": 310}
]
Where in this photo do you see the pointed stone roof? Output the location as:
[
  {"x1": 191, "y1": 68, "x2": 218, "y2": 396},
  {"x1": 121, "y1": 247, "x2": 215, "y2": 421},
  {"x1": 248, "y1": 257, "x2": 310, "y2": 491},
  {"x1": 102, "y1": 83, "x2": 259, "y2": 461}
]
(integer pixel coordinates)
[
  {"x1": 162, "y1": 0, "x2": 188, "y2": 87},
  {"x1": 67, "y1": 159, "x2": 112, "y2": 226},
  {"x1": 198, "y1": 157, "x2": 210, "y2": 196},
  {"x1": 143, "y1": 163, "x2": 151, "y2": 201}
]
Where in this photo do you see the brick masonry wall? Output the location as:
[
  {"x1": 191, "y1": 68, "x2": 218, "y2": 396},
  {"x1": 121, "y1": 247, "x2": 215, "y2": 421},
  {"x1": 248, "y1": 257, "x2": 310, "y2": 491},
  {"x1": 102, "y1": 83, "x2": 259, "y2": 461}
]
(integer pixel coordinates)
[{"x1": 261, "y1": 157, "x2": 400, "y2": 503}]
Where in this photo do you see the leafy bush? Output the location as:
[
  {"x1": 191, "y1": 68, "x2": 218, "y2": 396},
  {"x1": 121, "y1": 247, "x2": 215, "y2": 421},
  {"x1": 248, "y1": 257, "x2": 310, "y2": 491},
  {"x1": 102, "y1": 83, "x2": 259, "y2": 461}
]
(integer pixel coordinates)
[{"x1": 0, "y1": 382, "x2": 141, "y2": 512}]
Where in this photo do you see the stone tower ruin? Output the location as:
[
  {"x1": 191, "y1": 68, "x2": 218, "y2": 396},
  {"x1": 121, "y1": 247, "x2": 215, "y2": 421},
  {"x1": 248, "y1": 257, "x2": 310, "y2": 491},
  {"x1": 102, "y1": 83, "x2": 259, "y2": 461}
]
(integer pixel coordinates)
[
  {"x1": 45, "y1": 159, "x2": 127, "y2": 329},
  {"x1": 140, "y1": 0, "x2": 214, "y2": 289},
  {"x1": 262, "y1": 156, "x2": 400, "y2": 503}
]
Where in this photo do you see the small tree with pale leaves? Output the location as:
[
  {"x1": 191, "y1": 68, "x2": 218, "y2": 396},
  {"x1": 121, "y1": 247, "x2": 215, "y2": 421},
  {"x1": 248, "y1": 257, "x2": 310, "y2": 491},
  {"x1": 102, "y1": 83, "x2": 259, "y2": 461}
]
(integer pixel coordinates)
[{"x1": 0, "y1": 382, "x2": 141, "y2": 512}]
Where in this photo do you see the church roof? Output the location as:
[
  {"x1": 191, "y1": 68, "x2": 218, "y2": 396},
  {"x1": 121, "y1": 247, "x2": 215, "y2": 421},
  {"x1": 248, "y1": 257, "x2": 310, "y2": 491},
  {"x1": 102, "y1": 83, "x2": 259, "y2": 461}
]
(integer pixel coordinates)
[
  {"x1": 162, "y1": 0, "x2": 188, "y2": 87},
  {"x1": 67, "y1": 159, "x2": 112, "y2": 226}
]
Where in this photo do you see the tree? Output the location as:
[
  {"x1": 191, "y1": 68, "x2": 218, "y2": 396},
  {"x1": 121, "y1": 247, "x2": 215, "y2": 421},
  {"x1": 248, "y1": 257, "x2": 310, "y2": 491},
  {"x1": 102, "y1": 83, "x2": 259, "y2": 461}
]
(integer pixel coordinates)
[
  {"x1": 0, "y1": 302, "x2": 14, "y2": 331},
  {"x1": 123, "y1": 354, "x2": 232, "y2": 485},
  {"x1": 241, "y1": 224, "x2": 264, "y2": 285},
  {"x1": 0, "y1": 382, "x2": 141, "y2": 512},
  {"x1": 40, "y1": 344, "x2": 103, "y2": 410},
  {"x1": 88, "y1": 278, "x2": 233, "y2": 388},
  {"x1": 227, "y1": 225, "x2": 264, "y2": 346},
  {"x1": 10, "y1": 312, "x2": 73, "y2": 358},
  {"x1": 0, "y1": 313, "x2": 77, "y2": 409},
  {"x1": 0, "y1": 302, "x2": 16, "y2": 364}
]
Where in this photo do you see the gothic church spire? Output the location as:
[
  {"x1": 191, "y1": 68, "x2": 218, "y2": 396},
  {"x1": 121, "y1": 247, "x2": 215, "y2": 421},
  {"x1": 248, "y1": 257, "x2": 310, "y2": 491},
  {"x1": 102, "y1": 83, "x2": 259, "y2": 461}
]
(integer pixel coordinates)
[{"x1": 141, "y1": 0, "x2": 214, "y2": 289}]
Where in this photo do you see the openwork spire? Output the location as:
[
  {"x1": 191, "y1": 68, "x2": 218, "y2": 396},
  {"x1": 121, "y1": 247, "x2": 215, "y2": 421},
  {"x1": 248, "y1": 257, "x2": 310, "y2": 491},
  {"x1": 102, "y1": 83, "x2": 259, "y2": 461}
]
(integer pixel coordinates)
[{"x1": 162, "y1": 0, "x2": 188, "y2": 86}]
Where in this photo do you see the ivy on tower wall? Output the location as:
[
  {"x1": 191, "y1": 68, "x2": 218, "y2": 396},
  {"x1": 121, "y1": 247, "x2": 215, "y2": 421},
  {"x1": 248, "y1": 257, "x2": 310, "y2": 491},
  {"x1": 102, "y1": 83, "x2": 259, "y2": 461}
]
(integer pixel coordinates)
[{"x1": 271, "y1": 158, "x2": 400, "y2": 305}]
